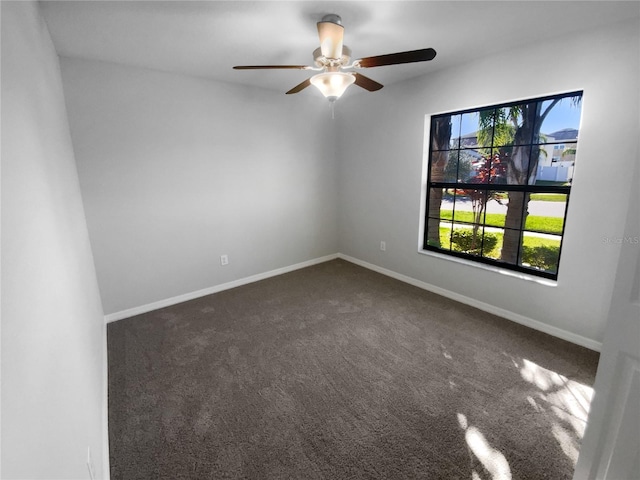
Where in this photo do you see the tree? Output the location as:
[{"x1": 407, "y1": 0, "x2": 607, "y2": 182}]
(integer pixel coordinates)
[
  {"x1": 456, "y1": 153, "x2": 505, "y2": 251},
  {"x1": 477, "y1": 100, "x2": 565, "y2": 263},
  {"x1": 445, "y1": 149, "x2": 473, "y2": 182},
  {"x1": 426, "y1": 116, "x2": 452, "y2": 247}
]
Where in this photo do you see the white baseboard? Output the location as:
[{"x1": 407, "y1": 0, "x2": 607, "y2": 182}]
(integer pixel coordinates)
[
  {"x1": 337, "y1": 253, "x2": 602, "y2": 352},
  {"x1": 103, "y1": 251, "x2": 601, "y2": 352},
  {"x1": 104, "y1": 254, "x2": 339, "y2": 323}
]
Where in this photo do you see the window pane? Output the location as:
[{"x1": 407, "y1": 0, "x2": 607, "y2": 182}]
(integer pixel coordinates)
[
  {"x1": 535, "y1": 95, "x2": 582, "y2": 143},
  {"x1": 489, "y1": 150, "x2": 508, "y2": 184},
  {"x1": 528, "y1": 145, "x2": 547, "y2": 185},
  {"x1": 536, "y1": 143, "x2": 576, "y2": 186},
  {"x1": 441, "y1": 189, "x2": 455, "y2": 217},
  {"x1": 521, "y1": 233, "x2": 562, "y2": 274},
  {"x1": 443, "y1": 191, "x2": 478, "y2": 225},
  {"x1": 439, "y1": 199, "x2": 454, "y2": 221},
  {"x1": 454, "y1": 189, "x2": 487, "y2": 226},
  {"x1": 451, "y1": 222, "x2": 482, "y2": 256},
  {"x1": 500, "y1": 145, "x2": 533, "y2": 185},
  {"x1": 510, "y1": 102, "x2": 538, "y2": 146},
  {"x1": 525, "y1": 194, "x2": 567, "y2": 234},
  {"x1": 442, "y1": 150, "x2": 464, "y2": 183},
  {"x1": 458, "y1": 149, "x2": 489, "y2": 184},
  {"x1": 492, "y1": 107, "x2": 516, "y2": 147},
  {"x1": 431, "y1": 115, "x2": 457, "y2": 151},
  {"x1": 558, "y1": 142, "x2": 577, "y2": 163},
  {"x1": 474, "y1": 154, "x2": 493, "y2": 184},
  {"x1": 449, "y1": 190, "x2": 473, "y2": 224},
  {"x1": 439, "y1": 220, "x2": 454, "y2": 250},
  {"x1": 482, "y1": 226, "x2": 503, "y2": 260},
  {"x1": 501, "y1": 227, "x2": 522, "y2": 264},
  {"x1": 475, "y1": 108, "x2": 499, "y2": 148},
  {"x1": 485, "y1": 191, "x2": 508, "y2": 228},
  {"x1": 450, "y1": 114, "x2": 462, "y2": 149},
  {"x1": 460, "y1": 111, "x2": 492, "y2": 148},
  {"x1": 504, "y1": 192, "x2": 527, "y2": 230},
  {"x1": 430, "y1": 150, "x2": 451, "y2": 182},
  {"x1": 426, "y1": 216, "x2": 448, "y2": 249},
  {"x1": 427, "y1": 187, "x2": 446, "y2": 218}
]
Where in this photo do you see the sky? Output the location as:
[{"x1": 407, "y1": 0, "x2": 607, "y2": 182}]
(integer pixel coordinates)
[
  {"x1": 539, "y1": 98, "x2": 582, "y2": 134},
  {"x1": 457, "y1": 96, "x2": 583, "y2": 138}
]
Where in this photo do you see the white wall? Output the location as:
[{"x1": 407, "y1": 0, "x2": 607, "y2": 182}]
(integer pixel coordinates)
[
  {"x1": 60, "y1": 58, "x2": 338, "y2": 316},
  {"x1": 336, "y1": 18, "x2": 639, "y2": 346},
  {"x1": 1, "y1": 2, "x2": 106, "y2": 479}
]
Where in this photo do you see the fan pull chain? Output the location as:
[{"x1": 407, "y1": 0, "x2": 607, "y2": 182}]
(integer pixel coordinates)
[{"x1": 331, "y1": 101, "x2": 335, "y2": 119}]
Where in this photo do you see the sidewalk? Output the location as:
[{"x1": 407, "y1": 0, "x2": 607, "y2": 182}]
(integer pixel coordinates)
[{"x1": 441, "y1": 198, "x2": 566, "y2": 217}]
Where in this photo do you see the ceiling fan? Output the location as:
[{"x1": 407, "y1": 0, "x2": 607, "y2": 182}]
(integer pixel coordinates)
[{"x1": 233, "y1": 14, "x2": 436, "y2": 102}]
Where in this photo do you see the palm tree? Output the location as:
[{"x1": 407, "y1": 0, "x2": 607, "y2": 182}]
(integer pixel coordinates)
[
  {"x1": 478, "y1": 99, "x2": 566, "y2": 263},
  {"x1": 426, "y1": 116, "x2": 452, "y2": 247}
]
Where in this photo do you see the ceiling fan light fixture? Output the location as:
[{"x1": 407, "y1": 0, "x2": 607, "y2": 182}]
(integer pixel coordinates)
[
  {"x1": 233, "y1": 14, "x2": 437, "y2": 101},
  {"x1": 310, "y1": 72, "x2": 355, "y2": 101}
]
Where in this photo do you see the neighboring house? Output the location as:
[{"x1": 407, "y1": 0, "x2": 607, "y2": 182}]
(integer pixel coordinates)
[{"x1": 538, "y1": 128, "x2": 578, "y2": 183}]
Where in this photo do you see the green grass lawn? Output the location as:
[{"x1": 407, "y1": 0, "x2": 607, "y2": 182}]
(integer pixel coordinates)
[
  {"x1": 439, "y1": 210, "x2": 563, "y2": 234},
  {"x1": 529, "y1": 193, "x2": 567, "y2": 202}
]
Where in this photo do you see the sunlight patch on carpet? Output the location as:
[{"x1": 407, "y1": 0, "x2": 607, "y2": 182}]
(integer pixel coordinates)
[
  {"x1": 519, "y1": 358, "x2": 595, "y2": 464},
  {"x1": 457, "y1": 413, "x2": 512, "y2": 480},
  {"x1": 520, "y1": 358, "x2": 594, "y2": 427},
  {"x1": 552, "y1": 422, "x2": 580, "y2": 463}
]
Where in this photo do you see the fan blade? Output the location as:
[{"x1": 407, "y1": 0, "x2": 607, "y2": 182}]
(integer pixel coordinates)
[
  {"x1": 353, "y1": 73, "x2": 383, "y2": 92},
  {"x1": 285, "y1": 78, "x2": 312, "y2": 95},
  {"x1": 233, "y1": 65, "x2": 312, "y2": 70},
  {"x1": 356, "y1": 48, "x2": 436, "y2": 68},
  {"x1": 317, "y1": 17, "x2": 344, "y2": 59}
]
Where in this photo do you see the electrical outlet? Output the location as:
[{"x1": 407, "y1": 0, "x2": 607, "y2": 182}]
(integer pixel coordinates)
[
  {"x1": 380, "y1": 241, "x2": 386, "y2": 251},
  {"x1": 220, "y1": 254, "x2": 229, "y2": 266},
  {"x1": 87, "y1": 446, "x2": 96, "y2": 480}
]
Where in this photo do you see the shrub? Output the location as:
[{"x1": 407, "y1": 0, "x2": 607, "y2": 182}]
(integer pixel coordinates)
[
  {"x1": 521, "y1": 244, "x2": 560, "y2": 272},
  {"x1": 450, "y1": 229, "x2": 498, "y2": 254}
]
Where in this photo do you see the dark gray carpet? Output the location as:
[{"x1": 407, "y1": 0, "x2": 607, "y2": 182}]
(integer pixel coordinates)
[{"x1": 108, "y1": 259, "x2": 599, "y2": 479}]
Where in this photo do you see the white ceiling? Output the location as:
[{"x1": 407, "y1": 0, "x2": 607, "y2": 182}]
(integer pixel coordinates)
[{"x1": 40, "y1": 1, "x2": 639, "y2": 96}]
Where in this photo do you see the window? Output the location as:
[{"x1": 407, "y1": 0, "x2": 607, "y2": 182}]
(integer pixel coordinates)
[{"x1": 423, "y1": 91, "x2": 583, "y2": 280}]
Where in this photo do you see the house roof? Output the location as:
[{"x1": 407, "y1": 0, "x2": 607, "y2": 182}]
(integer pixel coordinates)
[{"x1": 546, "y1": 128, "x2": 578, "y2": 141}]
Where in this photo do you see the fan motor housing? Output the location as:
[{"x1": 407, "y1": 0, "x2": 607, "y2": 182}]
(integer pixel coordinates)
[
  {"x1": 320, "y1": 14, "x2": 342, "y2": 25},
  {"x1": 313, "y1": 45, "x2": 351, "y2": 67}
]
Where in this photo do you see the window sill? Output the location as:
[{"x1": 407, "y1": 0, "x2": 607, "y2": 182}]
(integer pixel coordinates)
[{"x1": 417, "y1": 249, "x2": 558, "y2": 287}]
